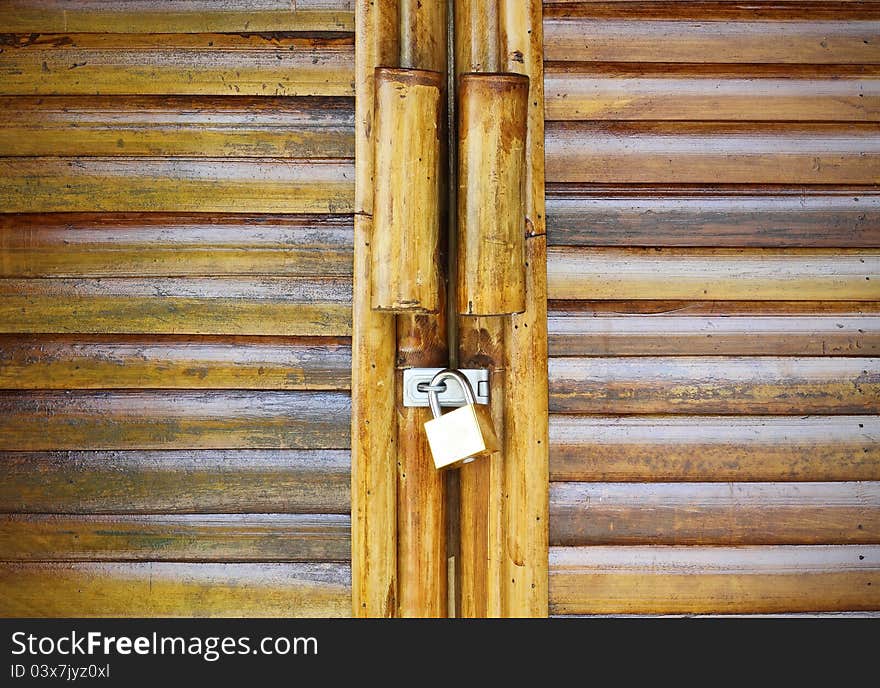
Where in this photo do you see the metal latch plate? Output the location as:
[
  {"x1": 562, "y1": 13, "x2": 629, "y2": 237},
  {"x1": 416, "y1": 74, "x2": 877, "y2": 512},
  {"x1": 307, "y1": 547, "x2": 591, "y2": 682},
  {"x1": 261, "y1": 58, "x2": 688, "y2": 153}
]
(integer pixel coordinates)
[{"x1": 402, "y1": 368, "x2": 490, "y2": 408}]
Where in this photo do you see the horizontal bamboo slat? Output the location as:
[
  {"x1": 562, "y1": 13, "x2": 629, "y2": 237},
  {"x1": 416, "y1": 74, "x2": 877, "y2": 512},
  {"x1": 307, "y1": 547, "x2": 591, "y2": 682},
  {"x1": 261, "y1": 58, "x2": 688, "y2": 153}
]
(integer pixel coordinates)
[
  {"x1": 0, "y1": 449, "x2": 350, "y2": 514},
  {"x1": 545, "y1": 188, "x2": 880, "y2": 248},
  {"x1": 0, "y1": 514, "x2": 351, "y2": 562},
  {"x1": 543, "y1": 6, "x2": 880, "y2": 64},
  {"x1": 548, "y1": 301, "x2": 880, "y2": 357},
  {"x1": 550, "y1": 545, "x2": 880, "y2": 615},
  {"x1": 0, "y1": 391, "x2": 351, "y2": 451},
  {"x1": 545, "y1": 123, "x2": 880, "y2": 185},
  {"x1": 0, "y1": 97, "x2": 354, "y2": 158},
  {"x1": 0, "y1": 277, "x2": 351, "y2": 336},
  {"x1": 0, "y1": 34, "x2": 354, "y2": 97},
  {"x1": 549, "y1": 415, "x2": 880, "y2": 483},
  {"x1": 0, "y1": 158, "x2": 354, "y2": 214},
  {"x1": 0, "y1": 213, "x2": 353, "y2": 278},
  {"x1": 544, "y1": 64, "x2": 880, "y2": 121},
  {"x1": 1, "y1": 0, "x2": 354, "y2": 33},
  {"x1": 549, "y1": 356, "x2": 880, "y2": 415},
  {"x1": 547, "y1": 248, "x2": 880, "y2": 301},
  {"x1": 0, "y1": 335, "x2": 351, "y2": 390},
  {"x1": 0, "y1": 562, "x2": 351, "y2": 617},
  {"x1": 550, "y1": 482, "x2": 880, "y2": 546}
]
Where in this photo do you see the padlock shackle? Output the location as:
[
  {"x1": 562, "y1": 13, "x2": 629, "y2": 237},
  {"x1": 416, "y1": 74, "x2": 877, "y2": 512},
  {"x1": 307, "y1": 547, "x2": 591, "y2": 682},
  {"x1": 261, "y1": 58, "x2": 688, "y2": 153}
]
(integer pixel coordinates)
[{"x1": 427, "y1": 369, "x2": 477, "y2": 419}]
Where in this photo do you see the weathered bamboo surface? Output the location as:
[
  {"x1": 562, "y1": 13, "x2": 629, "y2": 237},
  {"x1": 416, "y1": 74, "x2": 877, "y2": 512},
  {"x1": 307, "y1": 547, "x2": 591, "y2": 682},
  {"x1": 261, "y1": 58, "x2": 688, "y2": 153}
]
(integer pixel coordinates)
[
  {"x1": 0, "y1": 450, "x2": 351, "y2": 514},
  {"x1": 544, "y1": 64, "x2": 880, "y2": 122},
  {"x1": 550, "y1": 415, "x2": 880, "y2": 483},
  {"x1": 0, "y1": 2, "x2": 357, "y2": 619},
  {"x1": 0, "y1": 158, "x2": 354, "y2": 214},
  {"x1": 0, "y1": 96, "x2": 354, "y2": 158},
  {"x1": 0, "y1": 563, "x2": 351, "y2": 617},
  {"x1": 547, "y1": 249, "x2": 880, "y2": 301},
  {"x1": 548, "y1": 301, "x2": 880, "y2": 357},
  {"x1": 546, "y1": 0, "x2": 880, "y2": 617},
  {"x1": 0, "y1": 514, "x2": 351, "y2": 562},
  {"x1": 549, "y1": 356, "x2": 880, "y2": 415},
  {"x1": 0, "y1": 391, "x2": 351, "y2": 451},
  {"x1": 550, "y1": 545, "x2": 880, "y2": 615},
  {"x1": 394, "y1": 0, "x2": 449, "y2": 619},
  {"x1": 371, "y1": 68, "x2": 442, "y2": 313},
  {"x1": 543, "y1": 4, "x2": 880, "y2": 64},
  {"x1": 350, "y1": 0, "x2": 399, "y2": 617},
  {"x1": 1, "y1": 0, "x2": 355, "y2": 33},
  {"x1": 550, "y1": 482, "x2": 880, "y2": 546},
  {"x1": 545, "y1": 123, "x2": 880, "y2": 185},
  {"x1": 546, "y1": 188, "x2": 880, "y2": 248},
  {"x1": 0, "y1": 214, "x2": 353, "y2": 278},
  {"x1": 0, "y1": 336, "x2": 351, "y2": 390},
  {"x1": 0, "y1": 34, "x2": 354, "y2": 96},
  {"x1": 453, "y1": 0, "x2": 506, "y2": 620},
  {"x1": 0, "y1": 278, "x2": 352, "y2": 336},
  {"x1": 457, "y1": 72, "x2": 528, "y2": 316},
  {"x1": 498, "y1": 0, "x2": 550, "y2": 618}
]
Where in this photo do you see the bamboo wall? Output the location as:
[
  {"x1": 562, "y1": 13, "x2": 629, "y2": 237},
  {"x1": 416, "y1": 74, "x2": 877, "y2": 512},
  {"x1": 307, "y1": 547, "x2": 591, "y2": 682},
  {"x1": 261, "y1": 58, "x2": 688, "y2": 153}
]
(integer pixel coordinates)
[
  {"x1": 0, "y1": 1, "x2": 355, "y2": 617},
  {"x1": 544, "y1": 1, "x2": 880, "y2": 615}
]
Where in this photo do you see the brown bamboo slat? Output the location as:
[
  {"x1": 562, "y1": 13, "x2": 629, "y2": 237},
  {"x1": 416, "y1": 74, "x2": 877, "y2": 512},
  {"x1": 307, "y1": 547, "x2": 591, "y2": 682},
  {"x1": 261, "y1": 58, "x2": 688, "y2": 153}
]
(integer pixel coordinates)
[
  {"x1": 548, "y1": 301, "x2": 880, "y2": 357},
  {"x1": 545, "y1": 123, "x2": 880, "y2": 185},
  {"x1": 0, "y1": 514, "x2": 351, "y2": 562},
  {"x1": 0, "y1": 34, "x2": 354, "y2": 97},
  {"x1": 549, "y1": 356, "x2": 880, "y2": 415},
  {"x1": 0, "y1": 96, "x2": 354, "y2": 158},
  {"x1": 550, "y1": 545, "x2": 880, "y2": 615},
  {"x1": 350, "y1": 0, "x2": 399, "y2": 618},
  {"x1": 0, "y1": 277, "x2": 351, "y2": 336},
  {"x1": 550, "y1": 482, "x2": 880, "y2": 546},
  {"x1": 545, "y1": 188, "x2": 880, "y2": 248},
  {"x1": 0, "y1": 562, "x2": 351, "y2": 617},
  {"x1": 0, "y1": 391, "x2": 351, "y2": 451},
  {"x1": 543, "y1": 6, "x2": 880, "y2": 64},
  {"x1": 1, "y1": 0, "x2": 354, "y2": 33},
  {"x1": 544, "y1": 64, "x2": 880, "y2": 121},
  {"x1": 0, "y1": 158, "x2": 354, "y2": 214},
  {"x1": 549, "y1": 415, "x2": 880, "y2": 483},
  {"x1": 547, "y1": 248, "x2": 880, "y2": 302},
  {"x1": 0, "y1": 449, "x2": 350, "y2": 514},
  {"x1": 0, "y1": 213, "x2": 352, "y2": 278},
  {"x1": 0, "y1": 335, "x2": 351, "y2": 390}
]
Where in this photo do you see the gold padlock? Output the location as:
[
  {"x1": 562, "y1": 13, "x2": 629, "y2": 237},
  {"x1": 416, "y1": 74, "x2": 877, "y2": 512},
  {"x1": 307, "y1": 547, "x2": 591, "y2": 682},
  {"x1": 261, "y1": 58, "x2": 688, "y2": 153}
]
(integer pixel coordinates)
[{"x1": 423, "y1": 369, "x2": 499, "y2": 470}]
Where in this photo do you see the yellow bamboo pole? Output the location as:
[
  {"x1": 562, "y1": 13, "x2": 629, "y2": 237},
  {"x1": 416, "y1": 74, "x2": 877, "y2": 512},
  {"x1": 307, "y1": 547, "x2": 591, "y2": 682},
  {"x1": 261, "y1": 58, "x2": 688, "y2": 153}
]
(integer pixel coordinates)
[
  {"x1": 396, "y1": 0, "x2": 450, "y2": 617},
  {"x1": 453, "y1": 0, "x2": 507, "y2": 618},
  {"x1": 352, "y1": 0, "x2": 400, "y2": 617},
  {"x1": 372, "y1": 67, "x2": 443, "y2": 313},
  {"x1": 457, "y1": 72, "x2": 529, "y2": 316},
  {"x1": 499, "y1": 0, "x2": 550, "y2": 617}
]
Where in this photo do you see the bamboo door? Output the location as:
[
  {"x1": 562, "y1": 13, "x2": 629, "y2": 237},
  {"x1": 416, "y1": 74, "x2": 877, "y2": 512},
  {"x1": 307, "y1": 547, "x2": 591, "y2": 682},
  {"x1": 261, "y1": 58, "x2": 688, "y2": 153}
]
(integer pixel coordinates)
[
  {"x1": 0, "y1": 2, "x2": 355, "y2": 617},
  {"x1": 544, "y1": 1, "x2": 880, "y2": 615}
]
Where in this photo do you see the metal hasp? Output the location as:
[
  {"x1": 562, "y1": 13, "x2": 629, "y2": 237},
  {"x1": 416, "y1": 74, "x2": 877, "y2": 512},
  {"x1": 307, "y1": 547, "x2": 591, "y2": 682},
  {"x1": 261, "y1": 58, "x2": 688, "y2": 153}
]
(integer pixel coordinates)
[{"x1": 402, "y1": 367, "x2": 490, "y2": 407}]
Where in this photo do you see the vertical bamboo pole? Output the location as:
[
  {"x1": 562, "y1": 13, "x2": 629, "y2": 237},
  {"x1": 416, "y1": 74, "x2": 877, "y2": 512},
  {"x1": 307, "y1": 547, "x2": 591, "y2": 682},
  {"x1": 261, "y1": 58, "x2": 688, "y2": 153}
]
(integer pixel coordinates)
[
  {"x1": 371, "y1": 67, "x2": 443, "y2": 314},
  {"x1": 352, "y1": 0, "x2": 400, "y2": 617},
  {"x1": 453, "y1": 0, "x2": 507, "y2": 618},
  {"x1": 457, "y1": 72, "x2": 529, "y2": 316},
  {"x1": 396, "y1": 0, "x2": 450, "y2": 617},
  {"x1": 499, "y1": 0, "x2": 549, "y2": 617}
]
